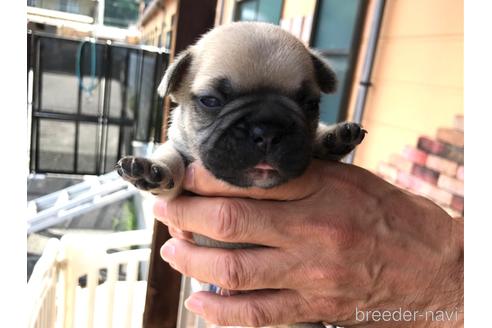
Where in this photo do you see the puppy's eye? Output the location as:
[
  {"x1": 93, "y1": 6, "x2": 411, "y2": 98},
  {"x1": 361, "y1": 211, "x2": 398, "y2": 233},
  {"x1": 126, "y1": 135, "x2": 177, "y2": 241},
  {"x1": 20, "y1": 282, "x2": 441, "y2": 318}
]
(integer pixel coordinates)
[
  {"x1": 304, "y1": 100, "x2": 319, "y2": 112},
  {"x1": 199, "y1": 96, "x2": 223, "y2": 109}
]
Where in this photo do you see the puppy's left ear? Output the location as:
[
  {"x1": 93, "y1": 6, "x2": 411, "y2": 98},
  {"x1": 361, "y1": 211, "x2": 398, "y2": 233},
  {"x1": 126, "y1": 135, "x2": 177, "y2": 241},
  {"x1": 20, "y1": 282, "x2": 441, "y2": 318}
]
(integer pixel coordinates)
[
  {"x1": 158, "y1": 49, "x2": 193, "y2": 98},
  {"x1": 309, "y1": 50, "x2": 337, "y2": 94}
]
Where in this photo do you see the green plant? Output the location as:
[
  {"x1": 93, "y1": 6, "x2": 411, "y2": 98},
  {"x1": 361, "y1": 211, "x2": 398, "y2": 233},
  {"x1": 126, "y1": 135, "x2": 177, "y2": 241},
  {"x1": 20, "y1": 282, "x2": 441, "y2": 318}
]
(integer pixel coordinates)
[{"x1": 112, "y1": 199, "x2": 137, "y2": 231}]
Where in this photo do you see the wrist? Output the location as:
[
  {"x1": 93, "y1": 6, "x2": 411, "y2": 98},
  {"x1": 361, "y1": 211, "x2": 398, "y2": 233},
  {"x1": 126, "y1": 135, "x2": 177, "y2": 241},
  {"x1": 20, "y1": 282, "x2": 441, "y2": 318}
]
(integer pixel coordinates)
[{"x1": 428, "y1": 214, "x2": 464, "y2": 327}]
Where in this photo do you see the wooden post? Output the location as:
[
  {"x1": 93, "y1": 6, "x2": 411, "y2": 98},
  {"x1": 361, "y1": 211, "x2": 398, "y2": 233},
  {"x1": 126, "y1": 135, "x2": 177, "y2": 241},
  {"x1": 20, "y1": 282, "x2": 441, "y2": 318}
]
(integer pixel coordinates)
[{"x1": 143, "y1": 1, "x2": 218, "y2": 327}]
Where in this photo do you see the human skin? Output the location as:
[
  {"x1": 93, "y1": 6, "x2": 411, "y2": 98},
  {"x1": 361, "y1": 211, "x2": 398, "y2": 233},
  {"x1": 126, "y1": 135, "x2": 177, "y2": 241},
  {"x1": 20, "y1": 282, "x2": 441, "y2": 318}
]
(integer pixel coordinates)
[{"x1": 154, "y1": 160, "x2": 464, "y2": 327}]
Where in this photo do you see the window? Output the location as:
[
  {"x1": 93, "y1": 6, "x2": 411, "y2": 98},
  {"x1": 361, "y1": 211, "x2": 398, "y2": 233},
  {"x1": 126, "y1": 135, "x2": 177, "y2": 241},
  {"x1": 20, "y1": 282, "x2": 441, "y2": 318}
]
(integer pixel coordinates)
[
  {"x1": 234, "y1": 0, "x2": 283, "y2": 25},
  {"x1": 104, "y1": 0, "x2": 140, "y2": 28},
  {"x1": 310, "y1": 0, "x2": 367, "y2": 124}
]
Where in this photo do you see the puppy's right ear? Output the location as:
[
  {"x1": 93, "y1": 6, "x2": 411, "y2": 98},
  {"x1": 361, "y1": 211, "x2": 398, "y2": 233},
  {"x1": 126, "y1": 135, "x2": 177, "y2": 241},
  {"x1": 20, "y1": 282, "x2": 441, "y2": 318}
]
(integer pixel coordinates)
[{"x1": 158, "y1": 49, "x2": 193, "y2": 98}]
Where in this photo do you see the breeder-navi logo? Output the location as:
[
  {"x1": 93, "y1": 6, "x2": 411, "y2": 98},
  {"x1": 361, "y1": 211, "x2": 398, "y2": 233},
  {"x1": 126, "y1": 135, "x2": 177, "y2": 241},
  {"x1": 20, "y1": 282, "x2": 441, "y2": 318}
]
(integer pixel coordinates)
[{"x1": 355, "y1": 306, "x2": 461, "y2": 323}]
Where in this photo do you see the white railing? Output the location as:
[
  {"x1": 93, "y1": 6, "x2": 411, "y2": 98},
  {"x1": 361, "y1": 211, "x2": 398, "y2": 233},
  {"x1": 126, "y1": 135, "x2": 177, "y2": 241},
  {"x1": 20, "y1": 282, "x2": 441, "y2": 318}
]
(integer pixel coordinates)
[
  {"x1": 27, "y1": 238, "x2": 60, "y2": 328},
  {"x1": 27, "y1": 230, "x2": 152, "y2": 328}
]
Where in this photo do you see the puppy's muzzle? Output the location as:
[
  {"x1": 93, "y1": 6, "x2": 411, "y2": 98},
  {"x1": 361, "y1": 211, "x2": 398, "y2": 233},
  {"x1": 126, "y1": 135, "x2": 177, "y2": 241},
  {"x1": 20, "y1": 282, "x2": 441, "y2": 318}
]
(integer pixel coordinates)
[{"x1": 225, "y1": 94, "x2": 306, "y2": 151}]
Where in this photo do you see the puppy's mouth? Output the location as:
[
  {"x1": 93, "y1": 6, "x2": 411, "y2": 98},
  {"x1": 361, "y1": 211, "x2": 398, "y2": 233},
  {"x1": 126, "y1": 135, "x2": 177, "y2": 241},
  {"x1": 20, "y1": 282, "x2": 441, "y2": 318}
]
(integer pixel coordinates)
[
  {"x1": 246, "y1": 162, "x2": 281, "y2": 187},
  {"x1": 253, "y1": 162, "x2": 276, "y2": 171}
]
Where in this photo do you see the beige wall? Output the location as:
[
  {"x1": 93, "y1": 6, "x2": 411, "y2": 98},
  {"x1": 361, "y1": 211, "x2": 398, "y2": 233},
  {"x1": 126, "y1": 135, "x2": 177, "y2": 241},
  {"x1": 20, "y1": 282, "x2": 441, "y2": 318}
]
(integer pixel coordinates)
[{"x1": 348, "y1": 0, "x2": 464, "y2": 171}]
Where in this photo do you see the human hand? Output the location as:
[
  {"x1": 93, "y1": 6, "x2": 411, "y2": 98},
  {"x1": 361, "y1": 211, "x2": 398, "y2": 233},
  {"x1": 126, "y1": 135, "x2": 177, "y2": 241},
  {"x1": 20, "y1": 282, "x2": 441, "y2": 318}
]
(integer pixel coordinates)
[{"x1": 154, "y1": 160, "x2": 463, "y2": 327}]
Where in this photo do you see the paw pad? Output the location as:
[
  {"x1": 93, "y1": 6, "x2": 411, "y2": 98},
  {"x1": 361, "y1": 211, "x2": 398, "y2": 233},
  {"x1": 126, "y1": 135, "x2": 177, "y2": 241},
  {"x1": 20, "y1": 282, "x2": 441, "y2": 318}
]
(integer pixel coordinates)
[{"x1": 115, "y1": 156, "x2": 174, "y2": 192}]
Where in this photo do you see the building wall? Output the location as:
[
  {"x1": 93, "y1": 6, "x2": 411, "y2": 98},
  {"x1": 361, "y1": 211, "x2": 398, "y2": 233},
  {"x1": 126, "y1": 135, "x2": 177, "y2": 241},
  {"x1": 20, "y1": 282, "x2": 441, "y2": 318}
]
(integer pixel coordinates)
[
  {"x1": 348, "y1": 0, "x2": 464, "y2": 171},
  {"x1": 140, "y1": 0, "x2": 177, "y2": 47},
  {"x1": 141, "y1": 10, "x2": 165, "y2": 46},
  {"x1": 161, "y1": 0, "x2": 178, "y2": 48}
]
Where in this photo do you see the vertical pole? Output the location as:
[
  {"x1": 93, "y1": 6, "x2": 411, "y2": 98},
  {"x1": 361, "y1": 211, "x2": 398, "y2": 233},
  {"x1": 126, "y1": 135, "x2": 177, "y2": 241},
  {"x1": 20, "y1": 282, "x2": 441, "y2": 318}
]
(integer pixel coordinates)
[
  {"x1": 117, "y1": 48, "x2": 130, "y2": 161},
  {"x1": 74, "y1": 42, "x2": 84, "y2": 174},
  {"x1": 29, "y1": 33, "x2": 37, "y2": 173},
  {"x1": 148, "y1": 52, "x2": 160, "y2": 142},
  {"x1": 35, "y1": 36, "x2": 43, "y2": 173},
  {"x1": 135, "y1": 49, "x2": 145, "y2": 142},
  {"x1": 346, "y1": 0, "x2": 386, "y2": 164},
  {"x1": 142, "y1": 1, "x2": 218, "y2": 328},
  {"x1": 154, "y1": 53, "x2": 166, "y2": 143},
  {"x1": 101, "y1": 42, "x2": 112, "y2": 172}
]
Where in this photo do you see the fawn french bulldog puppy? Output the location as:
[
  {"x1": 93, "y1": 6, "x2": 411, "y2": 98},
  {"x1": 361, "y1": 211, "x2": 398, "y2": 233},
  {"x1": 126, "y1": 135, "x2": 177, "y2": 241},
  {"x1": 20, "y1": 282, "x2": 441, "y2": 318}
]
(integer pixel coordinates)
[{"x1": 117, "y1": 21, "x2": 366, "y2": 328}]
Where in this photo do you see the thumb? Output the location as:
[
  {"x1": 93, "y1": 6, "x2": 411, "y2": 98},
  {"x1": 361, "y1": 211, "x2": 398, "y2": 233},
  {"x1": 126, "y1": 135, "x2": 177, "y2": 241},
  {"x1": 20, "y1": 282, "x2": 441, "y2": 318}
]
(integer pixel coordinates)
[
  {"x1": 184, "y1": 290, "x2": 310, "y2": 326},
  {"x1": 182, "y1": 160, "x2": 330, "y2": 201}
]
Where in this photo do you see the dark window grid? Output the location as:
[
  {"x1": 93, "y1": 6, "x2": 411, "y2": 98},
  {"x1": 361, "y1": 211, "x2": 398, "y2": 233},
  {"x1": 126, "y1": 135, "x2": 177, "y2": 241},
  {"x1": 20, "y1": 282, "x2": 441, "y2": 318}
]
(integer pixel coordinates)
[{"x1": 30, "y1": 33, "x2": 169, "y2": 175}]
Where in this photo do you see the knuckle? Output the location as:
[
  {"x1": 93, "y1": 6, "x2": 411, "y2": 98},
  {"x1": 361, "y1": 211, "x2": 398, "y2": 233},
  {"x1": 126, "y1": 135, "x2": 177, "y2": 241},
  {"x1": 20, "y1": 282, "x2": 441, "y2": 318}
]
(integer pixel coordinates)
[
  {"x1": 215, "y1": 253, "x2": 246, "y2": 290},
  {"x1": 214, "y1": 199, "x2": 246, "y2": 240},
  {"x1": 243, "y1": 301, "x2": 272, "y2": 327}
]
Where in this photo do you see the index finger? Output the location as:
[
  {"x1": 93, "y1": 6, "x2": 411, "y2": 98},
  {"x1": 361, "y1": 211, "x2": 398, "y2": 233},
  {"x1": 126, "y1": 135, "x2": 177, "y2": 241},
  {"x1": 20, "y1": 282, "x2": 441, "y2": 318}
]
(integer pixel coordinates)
[
  {"x1": 153, "y1": 195, "x2": 297, "y2": 246},
  {"x1": 183, "y1": 160, "x2": 332, "y2": 201}
]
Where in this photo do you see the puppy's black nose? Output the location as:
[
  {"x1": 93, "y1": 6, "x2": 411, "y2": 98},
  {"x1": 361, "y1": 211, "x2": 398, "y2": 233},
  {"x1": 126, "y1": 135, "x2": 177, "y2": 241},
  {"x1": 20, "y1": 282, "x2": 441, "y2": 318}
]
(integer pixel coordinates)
[{"x1": 250, "y1": 124, "x2": 282, "y2": 152}]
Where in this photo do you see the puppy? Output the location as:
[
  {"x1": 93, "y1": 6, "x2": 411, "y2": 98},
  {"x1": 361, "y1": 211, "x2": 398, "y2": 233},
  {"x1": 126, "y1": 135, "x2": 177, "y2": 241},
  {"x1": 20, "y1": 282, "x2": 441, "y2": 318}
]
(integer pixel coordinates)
[{"x1": 116, "y1": 22, "x2": 366, "y2": 327}]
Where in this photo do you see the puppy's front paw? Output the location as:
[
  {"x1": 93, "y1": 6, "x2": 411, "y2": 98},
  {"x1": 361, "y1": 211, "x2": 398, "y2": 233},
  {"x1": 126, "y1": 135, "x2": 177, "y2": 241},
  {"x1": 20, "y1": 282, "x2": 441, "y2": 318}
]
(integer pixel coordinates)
[
  {"x1": 116, "y1": 156, "x2": 174, "y2": 194},
  {"x1": 325, "y1": 122, "x2": 366, "y2": 149},
  {"x1": 316, "y1": 122, "x2": 367, "y2": 161}
]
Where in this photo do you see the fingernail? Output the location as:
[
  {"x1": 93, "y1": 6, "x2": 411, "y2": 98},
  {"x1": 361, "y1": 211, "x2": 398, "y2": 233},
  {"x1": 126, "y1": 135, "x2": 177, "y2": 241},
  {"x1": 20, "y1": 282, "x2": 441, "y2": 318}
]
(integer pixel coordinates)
[
  {"x1": 185, "y1": 296, "x2": 204, "y2": 315},
  {"x1": 184, "y1": 164, "x2": 195, "y2": 189},
  {"x1": 160, "y1": 241, "x2": 175, "y2": 262}
]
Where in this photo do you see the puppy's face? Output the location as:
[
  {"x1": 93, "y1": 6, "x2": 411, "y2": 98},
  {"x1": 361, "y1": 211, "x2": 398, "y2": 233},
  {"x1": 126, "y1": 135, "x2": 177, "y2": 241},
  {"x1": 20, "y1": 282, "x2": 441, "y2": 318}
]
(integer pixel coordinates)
[{"x1": 159, "y1": 22, "x2": 337, "y2": 188}]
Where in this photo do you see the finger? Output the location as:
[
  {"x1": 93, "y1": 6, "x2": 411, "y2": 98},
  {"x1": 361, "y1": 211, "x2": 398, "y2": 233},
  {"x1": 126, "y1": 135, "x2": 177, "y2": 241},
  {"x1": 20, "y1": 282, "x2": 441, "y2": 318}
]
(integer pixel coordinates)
[
  {"x1": 168, "y1": 226, "x2": 195, "y2": 243},
  {"x1": 154, "y1": 195, "x2": 296, "y2": 246},
  {"x1": 183, "y1": 160, "x2": 331, "y2": 200},
  {"x1": 160, "y1": 238, "x2": 296, "y2": 290},
  {"x1": 184, "y1": 289, "x2": 310, "y2": 327}
]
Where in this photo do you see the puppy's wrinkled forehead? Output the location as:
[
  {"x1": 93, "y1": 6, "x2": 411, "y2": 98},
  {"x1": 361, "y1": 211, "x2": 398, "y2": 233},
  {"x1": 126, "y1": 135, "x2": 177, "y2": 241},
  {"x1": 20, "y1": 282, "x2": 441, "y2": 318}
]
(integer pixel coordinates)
[{"x1": 191, "y1": 23, "x2": 316, "y2": 95}]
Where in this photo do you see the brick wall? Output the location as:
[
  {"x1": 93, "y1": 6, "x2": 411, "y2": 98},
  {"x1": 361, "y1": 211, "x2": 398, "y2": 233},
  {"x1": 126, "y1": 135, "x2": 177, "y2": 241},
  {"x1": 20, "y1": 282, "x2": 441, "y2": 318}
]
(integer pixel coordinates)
[{"x1": 376, "y1": 115, "x2": 464, "y2": 218}]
